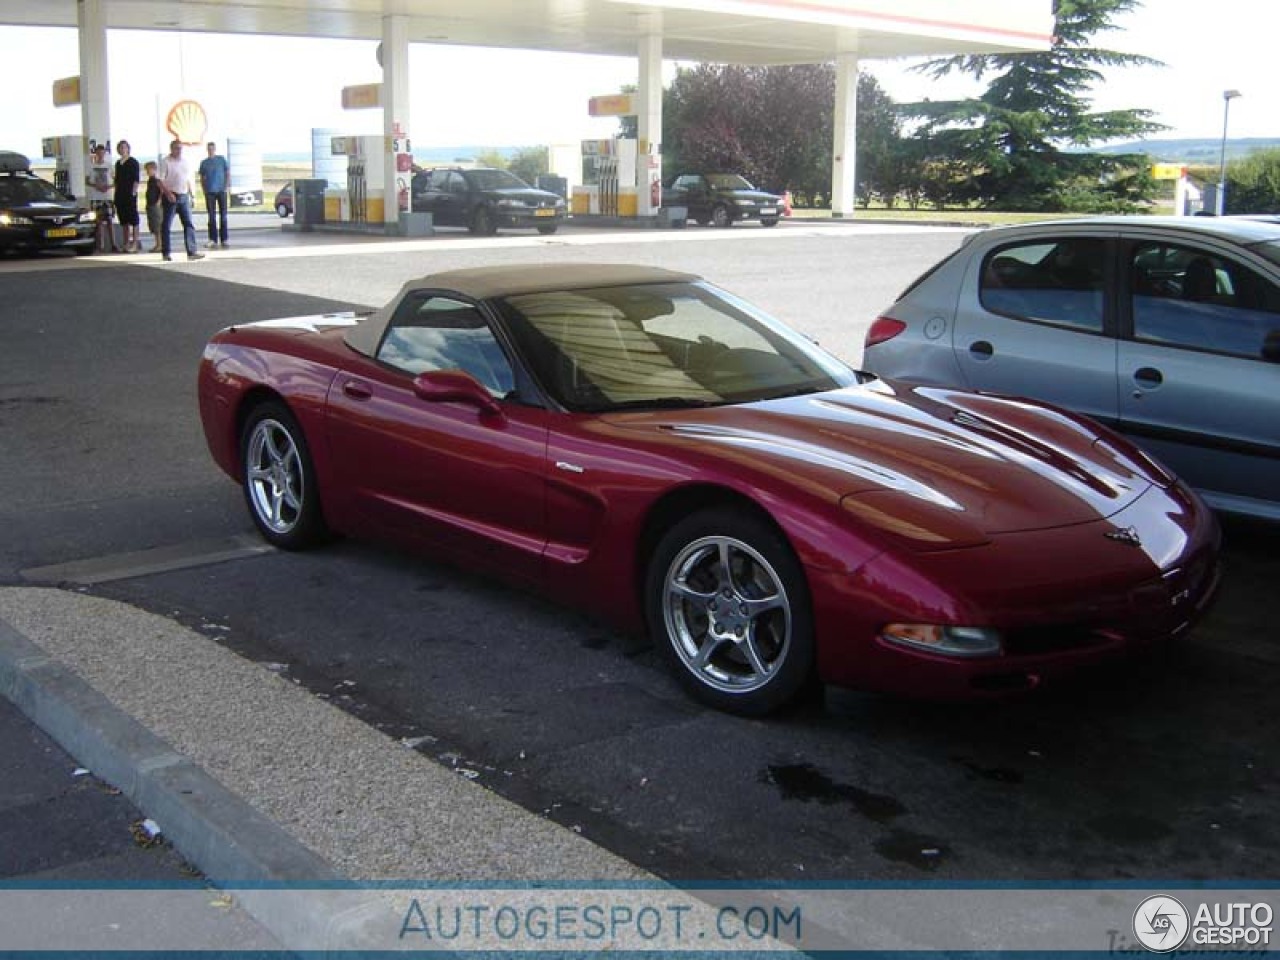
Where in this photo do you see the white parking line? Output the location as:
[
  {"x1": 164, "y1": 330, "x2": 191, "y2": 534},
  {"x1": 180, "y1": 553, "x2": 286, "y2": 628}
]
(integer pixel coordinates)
[{"x1": 21, "y1": 534, "x2": 275, "y2": 585}]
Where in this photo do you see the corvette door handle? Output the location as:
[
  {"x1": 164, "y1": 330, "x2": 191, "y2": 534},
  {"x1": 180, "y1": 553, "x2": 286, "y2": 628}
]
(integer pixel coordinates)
[
  {"x1": 968, "y1": 340, "x2": 994, "y2": 359},
  {"x1": 1133, "y1": 367, "x2": 1163, "y2": 389},
  {"x1": 342, "y1": 379, "x2": 373, "y2": 401}
]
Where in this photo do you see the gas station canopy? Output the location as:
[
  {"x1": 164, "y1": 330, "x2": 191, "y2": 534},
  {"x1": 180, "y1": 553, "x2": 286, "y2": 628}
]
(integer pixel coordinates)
[{"x1": 8, "y1": 0, "x2": 1053, "y2": 65}]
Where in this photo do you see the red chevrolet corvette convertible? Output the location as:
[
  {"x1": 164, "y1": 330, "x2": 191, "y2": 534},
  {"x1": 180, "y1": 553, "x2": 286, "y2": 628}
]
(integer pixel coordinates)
[{"x1": 198, "y1": 264, "x2": 1219, "y2": 714}]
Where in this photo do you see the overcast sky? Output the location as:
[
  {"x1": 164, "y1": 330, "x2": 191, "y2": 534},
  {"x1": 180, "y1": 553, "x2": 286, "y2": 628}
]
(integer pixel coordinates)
[{"x1": 1, "y1": 0, "x2": 1272, "y2": 161}]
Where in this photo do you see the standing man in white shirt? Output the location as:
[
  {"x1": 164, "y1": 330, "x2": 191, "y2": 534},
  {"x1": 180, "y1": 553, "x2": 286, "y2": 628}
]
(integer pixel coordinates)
[{"x1": 157, "y1": 140, "x2": 204, "y2": 261}]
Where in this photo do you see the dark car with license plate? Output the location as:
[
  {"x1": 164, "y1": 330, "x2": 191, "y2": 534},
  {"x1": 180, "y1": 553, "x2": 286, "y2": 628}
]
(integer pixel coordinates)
[
  {"x1": 664, "y1": 173, "x2": 781, "y2": 228},
  {"x1": 411, "y1": 167, "x2": 566, "y2": 236},
  {"x1": 0, "y1": 152, "x2": 95, "y2": 255}
]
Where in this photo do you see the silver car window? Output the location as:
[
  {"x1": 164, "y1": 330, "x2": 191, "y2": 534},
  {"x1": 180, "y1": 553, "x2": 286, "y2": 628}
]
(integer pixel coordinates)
[
  {"x1": 1130, "y1": 242, "x2": 1280, "y2": 361},
  {"x1": 979, "y1": 238, "x2": 1106, "y2": 333}
]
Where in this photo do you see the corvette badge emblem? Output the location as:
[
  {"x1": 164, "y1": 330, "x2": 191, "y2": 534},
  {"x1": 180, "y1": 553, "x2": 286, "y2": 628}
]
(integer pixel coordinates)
[{"x1": 1105, "y1": 526, "x2": 1142, "y2": 547}]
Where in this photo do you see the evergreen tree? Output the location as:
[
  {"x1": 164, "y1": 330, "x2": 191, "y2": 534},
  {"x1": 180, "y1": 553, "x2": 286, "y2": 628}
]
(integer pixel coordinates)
[{"x1": 905, "y1": 0, "x2": 1165, "y2": 210}]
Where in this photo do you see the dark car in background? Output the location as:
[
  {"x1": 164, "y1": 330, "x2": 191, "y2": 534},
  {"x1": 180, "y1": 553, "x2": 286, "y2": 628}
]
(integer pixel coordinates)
[
  {"x1": 862, "y1": 216, "x2": 1280, "y2": 521},
  {"x1": 664, "y1": 173, "x2": 781, "y2": 228},
  {"x1": 411, "y1": 167, "x2": 566, "y2": 236},
  {"x1": 273, "y1": 182, "x2": 293, "y2": 218},
  {"x1": 0, "y1": 151, "x2": 95, "y2": 255}
]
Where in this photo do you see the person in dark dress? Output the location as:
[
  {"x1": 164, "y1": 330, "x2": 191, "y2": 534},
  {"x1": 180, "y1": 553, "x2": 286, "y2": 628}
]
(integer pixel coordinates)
[{"x1": 113, "y1": 140, "x2": 142, "y2": 253}]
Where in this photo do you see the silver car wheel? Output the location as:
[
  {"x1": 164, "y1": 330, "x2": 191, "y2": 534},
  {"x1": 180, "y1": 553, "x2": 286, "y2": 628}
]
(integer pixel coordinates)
[
  {"x1": 245, "y1": 418, "x2": 305, "y2": 534},
  {"x1": 662, "y1": 535, "x2": 791, "y2": 694}
]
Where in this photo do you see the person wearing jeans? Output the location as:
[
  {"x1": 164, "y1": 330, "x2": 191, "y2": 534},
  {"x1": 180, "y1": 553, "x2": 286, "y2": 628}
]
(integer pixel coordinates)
[
  {"x1": 157, "y1": 140, "x2": 204, "y2": 261},
  {"x1": 198, "y1": 141, "x2": 230, "y2": 248}
]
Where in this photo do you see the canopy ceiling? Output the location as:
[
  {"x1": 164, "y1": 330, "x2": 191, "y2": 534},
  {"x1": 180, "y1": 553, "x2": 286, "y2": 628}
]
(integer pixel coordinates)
[{"x1": 3, "y1": 0, "x2": 1053, "y2": 65}]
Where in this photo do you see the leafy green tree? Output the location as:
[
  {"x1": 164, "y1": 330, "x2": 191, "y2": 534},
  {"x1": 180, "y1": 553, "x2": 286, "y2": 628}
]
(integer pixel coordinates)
[
  {"x1": 903, "y1": 0, "x2": 1166, "y2": 210},
  {"x1": 1225, "y1": 149, "x2": 1280, "y2": 214},
  {"x1": 659, "y1": 64, "x2": 902, "y2": 207},
  {"x1": 508, "y1": 146, "x2": 549, "y2": 186},
  {"x1": 472, "y1": 149, "x2": 508, "y2": 170}
]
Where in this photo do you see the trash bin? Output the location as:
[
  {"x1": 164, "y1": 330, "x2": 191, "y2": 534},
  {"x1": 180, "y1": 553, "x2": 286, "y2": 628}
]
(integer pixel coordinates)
[{"x1": 294, "y1": 178, "x2": 327, "y2": 227}]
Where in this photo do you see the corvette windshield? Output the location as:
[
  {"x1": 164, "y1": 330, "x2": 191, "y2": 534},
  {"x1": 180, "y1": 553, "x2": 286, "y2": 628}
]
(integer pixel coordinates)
[{"x1": 496, "y1": 281, "x2": 854, "y2": 412}]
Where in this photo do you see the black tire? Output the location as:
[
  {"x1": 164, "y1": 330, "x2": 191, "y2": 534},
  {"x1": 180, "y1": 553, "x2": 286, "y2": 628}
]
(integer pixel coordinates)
[
  {"x1": 760, "y1": 217, "x2": 779, "y2": 228},
  {"x1": 711, "y1": 204, "x2": 732, "y2": 228},
  {"x1": 470, "y1": 206, "x2": 497, "y2": 236},
  {"x1": 536, "y1": 223, "x2": 558, "y2": 235},
  {"x1": 645, "y1": 507, "x2": 815, "y2": 715},
  {"x1": 276, "y1": 204, "x2": 290, "y2": 218},
  {"x1": 240, "y1": 401, "x2": 327, "y2": 550}
]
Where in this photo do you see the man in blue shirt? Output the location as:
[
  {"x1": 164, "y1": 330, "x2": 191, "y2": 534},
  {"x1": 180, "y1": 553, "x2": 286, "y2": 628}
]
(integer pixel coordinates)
[{"x1": 198, "y1": 141, "x2": 230, "y2": 248}]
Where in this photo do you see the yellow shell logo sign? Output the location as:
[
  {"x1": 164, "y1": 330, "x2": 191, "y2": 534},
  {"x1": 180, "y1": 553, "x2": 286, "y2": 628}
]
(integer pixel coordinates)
[{"x1": 165, "y1": 100, "x2": 208, "y2": 145}]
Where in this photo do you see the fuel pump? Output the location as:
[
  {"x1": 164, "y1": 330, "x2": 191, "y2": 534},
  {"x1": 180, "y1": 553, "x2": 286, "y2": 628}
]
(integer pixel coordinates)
[
  {"x1": 575, "y1": 139, "x2": 638, "y2": 217},
  {"x1": 42, "y1": 136, "x2": 87, "y2": 200},
  {"x1": 331, "y1": 135, "x2": 386, "y2": 224}
]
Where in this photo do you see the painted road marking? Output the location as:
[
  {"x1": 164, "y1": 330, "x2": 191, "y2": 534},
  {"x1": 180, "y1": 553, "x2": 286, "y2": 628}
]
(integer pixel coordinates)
[{"x1": 21, "y1": 534, "x2": 276, "y2": 585}]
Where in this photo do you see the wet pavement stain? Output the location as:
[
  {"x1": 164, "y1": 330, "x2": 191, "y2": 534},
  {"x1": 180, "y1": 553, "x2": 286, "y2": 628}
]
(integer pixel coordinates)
[
  {"x1": 875, "y1": 829, "x2": 951, "y2": 871},
  {"x1": 1088, "y1": 813, "x2": 1174, "y2": 846},
  {"x1": 953, "y1": 756, "x2": 1024, "y2": 784},
  {"x1": 762, "y1": 763, "x2": 905, "y2": 824}
]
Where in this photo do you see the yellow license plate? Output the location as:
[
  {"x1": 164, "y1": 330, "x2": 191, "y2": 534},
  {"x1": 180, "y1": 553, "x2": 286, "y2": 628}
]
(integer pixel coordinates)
[
  {"x1": 534, "y1": 208, "x2": 556, "y2": 218},
  {"x1": 45, "y1": 227, "x2": 77, "y2": 238}
]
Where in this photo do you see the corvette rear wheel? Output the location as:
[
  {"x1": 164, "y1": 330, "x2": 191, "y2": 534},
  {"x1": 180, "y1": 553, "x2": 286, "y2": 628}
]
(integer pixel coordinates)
[
  {"x1": 647, "y1": 508, "x2": 814, "y2": 715},
  {"x1": 241, "y1": 402, "x2": 326, "y2": 550}
]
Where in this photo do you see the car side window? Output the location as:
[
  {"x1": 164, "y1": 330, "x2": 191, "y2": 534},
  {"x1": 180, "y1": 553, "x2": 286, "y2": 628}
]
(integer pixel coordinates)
[
  {"x1": 979, "y1": 238, "x2": 1107, "y2": 333},
  {"x1": 1130, "y1": 242, "x2": 1280, "y2": 360},
  {"x1": 377, "y1": 295, "x2": 516, "y2": 398}
]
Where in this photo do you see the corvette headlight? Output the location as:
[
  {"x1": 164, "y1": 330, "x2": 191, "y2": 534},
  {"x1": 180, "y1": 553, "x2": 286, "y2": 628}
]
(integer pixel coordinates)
[
  {"x1": 881, "y1": 624, "x2": 1002, "y2": 658},
  {"x1": 0, "y1": 212, "x2": 33, "y2": 226}
]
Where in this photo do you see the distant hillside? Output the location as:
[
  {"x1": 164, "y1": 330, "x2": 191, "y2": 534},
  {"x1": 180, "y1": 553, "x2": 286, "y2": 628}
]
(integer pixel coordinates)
[
  {"x1": 1096, "y1": 138, "x2": 1280, "y2": 164},
  {"x1": 266, "y1": 145, "x2": 522, "y2": 165}
]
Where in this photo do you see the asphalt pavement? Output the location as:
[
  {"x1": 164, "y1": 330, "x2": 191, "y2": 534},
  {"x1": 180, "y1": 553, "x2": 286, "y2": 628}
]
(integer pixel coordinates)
[{"x1": 2, "y1": 219, "x2": 1277, "y2": 954}]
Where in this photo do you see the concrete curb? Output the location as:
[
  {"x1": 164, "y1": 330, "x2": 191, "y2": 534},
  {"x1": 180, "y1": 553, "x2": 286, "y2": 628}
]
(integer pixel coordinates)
[{"x1": 0, "y1": 614, "x2": 392, "y2": 952}]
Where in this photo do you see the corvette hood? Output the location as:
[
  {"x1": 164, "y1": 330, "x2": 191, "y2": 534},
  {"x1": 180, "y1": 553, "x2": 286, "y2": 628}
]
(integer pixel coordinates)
[{"x1": 608, "y1": 381, "x2": 1161, "y2": 542}]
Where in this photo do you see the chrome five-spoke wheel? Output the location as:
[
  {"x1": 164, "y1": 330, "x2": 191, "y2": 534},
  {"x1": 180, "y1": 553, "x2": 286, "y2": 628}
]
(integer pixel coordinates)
[
  {"x1": 246, "y1": 418, "x2": 304, "y2": 535},
  {"x1": 663, "y1": 535, "x2": 791, "y2": 695},
  {"x1": 647, "y1": 508, "x2": 814, "y2": 715},
  {"x1": 240, "y1": 402, "x2": 326, "y2": 550}
]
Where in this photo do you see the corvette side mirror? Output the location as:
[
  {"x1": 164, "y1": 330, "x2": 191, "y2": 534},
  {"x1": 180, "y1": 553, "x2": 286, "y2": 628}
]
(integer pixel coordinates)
[{"x1": 413, "y1": 370, "x2": 503, "y2": 417}]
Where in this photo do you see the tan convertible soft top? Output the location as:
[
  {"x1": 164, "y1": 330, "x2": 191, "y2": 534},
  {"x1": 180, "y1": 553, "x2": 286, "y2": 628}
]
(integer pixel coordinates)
[{"x1": 344, "y1": 262, "x2": 702, "y2": 357}]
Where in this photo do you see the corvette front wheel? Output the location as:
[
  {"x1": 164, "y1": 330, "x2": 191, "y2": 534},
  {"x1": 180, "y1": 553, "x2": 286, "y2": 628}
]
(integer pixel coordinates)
[
  {"x1": 240, "y1": 402, "x2": 326, "y2": 550},
  {"x1": 646, "y1": 508, "x2": 815, "y2": 715}
]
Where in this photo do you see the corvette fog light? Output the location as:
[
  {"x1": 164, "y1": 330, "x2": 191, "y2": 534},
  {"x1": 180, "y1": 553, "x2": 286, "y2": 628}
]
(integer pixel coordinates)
[{"x1": 881, "y1": 624, "x2": 1002, "y2": 658}]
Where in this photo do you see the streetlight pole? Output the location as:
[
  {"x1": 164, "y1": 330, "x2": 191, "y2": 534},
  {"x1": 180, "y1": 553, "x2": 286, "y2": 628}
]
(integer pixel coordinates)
[{"x1": 1217, "y1": 89, "x2": 1241, "y2": 216}]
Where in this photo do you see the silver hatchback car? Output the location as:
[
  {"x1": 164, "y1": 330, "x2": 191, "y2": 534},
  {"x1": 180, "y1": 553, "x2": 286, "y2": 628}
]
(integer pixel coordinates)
[{"x1": 863, "y1": 217, "x2": 1280, "y2": 520}]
